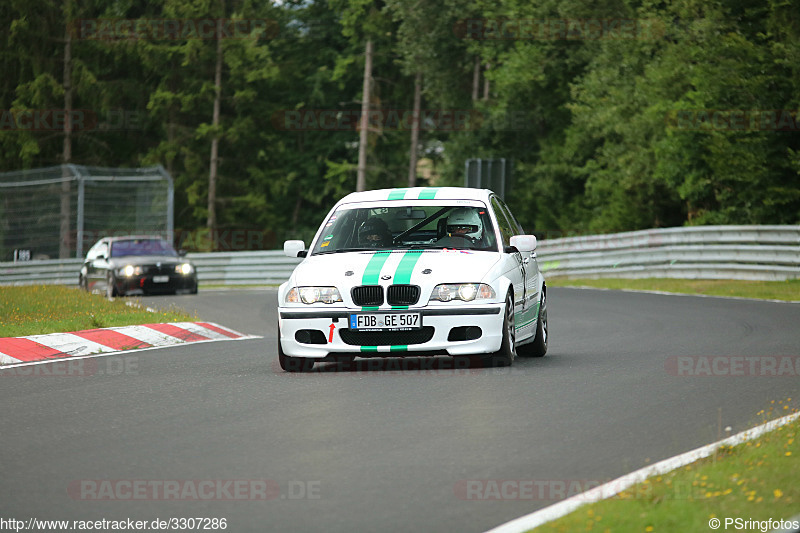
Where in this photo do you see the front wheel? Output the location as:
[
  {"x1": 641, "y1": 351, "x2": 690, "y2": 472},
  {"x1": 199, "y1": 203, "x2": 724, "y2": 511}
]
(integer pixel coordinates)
[
  {"x1": 106, "y1": 274, "x2": 119, "y2": 299},
  {"x1": 519, "y1": 291, "x2": 548, "y2": 357},
  {"x1": 278, "y1": 328, "x2": 314, "y2": 372},
  {"x1": 481, "y1": 291, "x2": 515, "y2": 367}
]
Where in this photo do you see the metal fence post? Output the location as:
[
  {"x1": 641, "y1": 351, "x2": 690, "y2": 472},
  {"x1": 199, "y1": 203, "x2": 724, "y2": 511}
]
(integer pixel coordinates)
[
  {"x1": 159, "y1": 165, "x2": 174, "y2": 244},
  {"x1": 76, "y1": 170, "x2": 85, "y2": 258}
]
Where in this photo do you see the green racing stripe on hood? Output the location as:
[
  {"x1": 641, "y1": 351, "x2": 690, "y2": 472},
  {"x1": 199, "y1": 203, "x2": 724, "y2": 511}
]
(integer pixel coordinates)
[
  {"x1": 362, "y1": 252, "x2": 391, "y2": 285},
  {"x1": 393, "y1": 250, "x2": 423, "y2": 285}
]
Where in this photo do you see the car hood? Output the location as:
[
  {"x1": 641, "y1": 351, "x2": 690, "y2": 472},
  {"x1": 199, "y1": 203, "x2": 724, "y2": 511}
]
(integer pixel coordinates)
[
  {"x1": 292, "y1": 249, "x2": 502, "y2": 302},
  {"x1": 108, "y1": 255, "x2": 184, "y2": 266}
]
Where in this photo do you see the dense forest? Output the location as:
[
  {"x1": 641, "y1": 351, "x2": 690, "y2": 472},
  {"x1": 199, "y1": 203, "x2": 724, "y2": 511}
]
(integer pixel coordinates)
[{"x1": 2, "y1": 0, "x2": 799, "y2": 250}]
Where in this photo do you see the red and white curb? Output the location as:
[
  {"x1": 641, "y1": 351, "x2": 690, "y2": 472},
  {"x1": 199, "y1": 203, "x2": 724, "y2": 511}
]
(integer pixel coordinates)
[
  {"x1": 484, "y1": 411, "x2": 800, "y2": 533},
  {"x1": 0, "y1": 322, "x2": 260, "y2": 366}
]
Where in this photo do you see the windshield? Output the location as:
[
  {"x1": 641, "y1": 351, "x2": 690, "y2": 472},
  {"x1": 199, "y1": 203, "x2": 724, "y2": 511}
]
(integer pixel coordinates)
[
  {"x1": 311, "y1": 204, "x2": 497, "y2": 255},
  {"x1": 110, "y1": 238, "x2": 177, "y2": 258}
]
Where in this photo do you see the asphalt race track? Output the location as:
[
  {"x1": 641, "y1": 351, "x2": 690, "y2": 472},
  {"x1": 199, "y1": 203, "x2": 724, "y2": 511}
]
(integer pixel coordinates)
[{"x1": 1, "y1": 288, "x2": 798, "y2": 532}]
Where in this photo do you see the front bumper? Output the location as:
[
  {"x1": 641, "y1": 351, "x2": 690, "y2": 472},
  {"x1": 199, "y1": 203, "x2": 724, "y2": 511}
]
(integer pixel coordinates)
[
  {"x1": 116, "y1": 274, "x2": 197, "y2": 295},
  {"x1": 278, "y1": 304, "x2": 504, "y2": 359}
]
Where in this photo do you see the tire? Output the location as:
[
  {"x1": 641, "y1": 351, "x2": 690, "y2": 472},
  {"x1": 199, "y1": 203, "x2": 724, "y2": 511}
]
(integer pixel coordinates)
[
  {"x1": 481, "y1": 291, "x2": 516, "y2": 367},
  {"x1": 278, "y1": 327, "x2": 314, "y2": 372},
  {"x1": 106, "y1": 274, "x2": 119, "y2": 299},
  {"x1": 519, "y1": 291, "x2": 548, "y2": 358}
]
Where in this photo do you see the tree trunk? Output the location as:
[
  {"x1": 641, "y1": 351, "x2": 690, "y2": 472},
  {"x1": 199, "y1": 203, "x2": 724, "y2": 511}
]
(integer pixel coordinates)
[
  {"x1": 472, "y1": 56, "x2": 480, "y2": 102},
  {"x1": 483, "y1": 62, "x2": 490, "y2": 101},
  {"x1": 291, "y1": 194, "x2": 302, "y2": 227},
  {"x1": 59, "y1": 0, "x2": 73, "y2": 259},
  {"x1": 407, "y1": 71, "x2": 422, "y2": 187},
  {"x1": 207, "y1": 11, "x2": 224, "y2": 245},
  {"x1": 356, "y1": 38, "x2": 373, "y2": 192}
]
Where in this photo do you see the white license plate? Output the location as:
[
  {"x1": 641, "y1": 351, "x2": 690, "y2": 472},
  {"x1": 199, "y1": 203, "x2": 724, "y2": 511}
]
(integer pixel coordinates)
[
  {"x1": 349, "y1": 312, "x2": 421, "y2": 331},
  {"x1": 153, "y1": 275, "x2": 169, "y2": 283}
]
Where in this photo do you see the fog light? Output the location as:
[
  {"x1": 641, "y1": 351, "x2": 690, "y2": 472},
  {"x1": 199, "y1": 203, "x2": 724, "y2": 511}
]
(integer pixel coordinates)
[{"x1": 437, "y1": 285, "x2": 453, "y2": 302}]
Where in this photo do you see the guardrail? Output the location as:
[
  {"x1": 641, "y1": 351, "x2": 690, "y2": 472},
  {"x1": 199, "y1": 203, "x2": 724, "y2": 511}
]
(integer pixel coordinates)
[
  {"x1": 187, "y1": 251, "x2": 302, "y2": 285},
  {"x1": 537, "y1": 225, "x2": 800, "y2": 281},
  {"x1": 1, "y1": 225, "x2": 798, "y2": 286},
  {"x1": 0, "y1": 252, "x2": 302, "y2": 287}
]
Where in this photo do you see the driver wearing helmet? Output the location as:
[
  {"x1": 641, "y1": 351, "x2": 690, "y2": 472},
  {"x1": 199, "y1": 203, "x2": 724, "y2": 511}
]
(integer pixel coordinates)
[
  {"x1": 444, "y1": 208, "x2": 483, "y2": 243},
  {"x1": 358, "y1": 217, "x2": 393, "y2": 247}
]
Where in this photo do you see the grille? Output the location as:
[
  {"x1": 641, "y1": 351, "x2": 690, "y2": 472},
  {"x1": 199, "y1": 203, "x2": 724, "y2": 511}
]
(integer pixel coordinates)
[
  {"x1": 352, "y1": 285, "x2": 384, "y2": 306},
  {"x1": 387, "y1": 285, "x2": 420, "y2": 306},
  {"x1": 145, "y1": 263, "x2": 177, "y2": 275},
  {"x1": 340, "y1": 326, "x2": 435, "y2": 346}
]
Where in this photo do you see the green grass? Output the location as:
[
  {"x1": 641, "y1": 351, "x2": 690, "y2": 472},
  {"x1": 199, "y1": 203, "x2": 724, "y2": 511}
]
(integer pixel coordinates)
[
  {"x1": 0, "y1": 285, "x2": 195, "y2": 337},
  {"x1": 546, "y1": 278, "x2": 800, "y2": 302},
  {"x1": 533, "y1": 403, "x2": 799, "y2": 532}
]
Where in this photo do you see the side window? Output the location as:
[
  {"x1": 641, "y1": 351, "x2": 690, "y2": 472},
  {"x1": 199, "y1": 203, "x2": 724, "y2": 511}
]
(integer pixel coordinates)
[
  {"x1": 496, "y1": 198, "x2": 524, "y2": 235},
  {"x1": 491, "y1": 197, "x2": 514, "y2": 248}
]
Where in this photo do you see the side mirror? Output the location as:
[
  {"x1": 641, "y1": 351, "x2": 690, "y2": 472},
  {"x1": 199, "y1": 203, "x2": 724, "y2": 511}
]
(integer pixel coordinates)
[
  {"x1": 509, "y1": 235, "x2": 537, "y2": 253},
  {"x1": 284, "y1": 240, "x2": 306, "y2": 258},
  {"x1": 178, "y1": 249, "x2": 187, "y2": 257}
]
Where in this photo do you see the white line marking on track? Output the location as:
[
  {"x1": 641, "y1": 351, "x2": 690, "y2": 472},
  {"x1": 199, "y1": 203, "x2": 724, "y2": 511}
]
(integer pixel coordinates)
[{"x1": 484, "y1": 411, "x2": 800, "y2": 533}]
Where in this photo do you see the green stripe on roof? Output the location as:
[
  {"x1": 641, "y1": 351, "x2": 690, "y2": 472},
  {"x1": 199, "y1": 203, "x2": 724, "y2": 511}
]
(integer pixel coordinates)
[
  {"x1": 393, "y1": 250, "x2": 423, "y2": 285},
  {"x1": 361, "y1": 346, "x2": 379, "y2": 353},
  {"x1": 388, "y1": 189, "x2": 409, "y2": 200},
  {"x1": 389, "y1": 345, "x2": 408, "y2": 352},
  {"x1": 418, "y1": 188, "x2": 439, "y2": 199}
]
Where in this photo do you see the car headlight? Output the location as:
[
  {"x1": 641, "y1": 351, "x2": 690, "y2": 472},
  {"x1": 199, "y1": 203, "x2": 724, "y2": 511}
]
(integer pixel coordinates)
[
  {"x1": 176, "y1": 263, "x2": 194, "y2": 275},
  {"x1": 430, "y1": 283, "x2": 495, "y2": 302},
  {"x1": 119, "y1": 265, "x2": 143, "y2": 277},
  {"x1": 285, "y1": 286, "x2": 343, "y2": 304}
]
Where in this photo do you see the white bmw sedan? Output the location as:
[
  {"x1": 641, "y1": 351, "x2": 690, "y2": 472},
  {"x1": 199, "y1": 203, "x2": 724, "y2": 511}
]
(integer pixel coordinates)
[{"x1": 277, "y1": 187, "x2": 548, "y2": 372}]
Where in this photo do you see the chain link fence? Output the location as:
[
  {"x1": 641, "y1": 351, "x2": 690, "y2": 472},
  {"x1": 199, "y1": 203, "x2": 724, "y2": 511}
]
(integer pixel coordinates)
[{"x1": 0, "y1": 165, "x2": 173, "y2": 261}]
